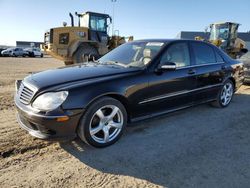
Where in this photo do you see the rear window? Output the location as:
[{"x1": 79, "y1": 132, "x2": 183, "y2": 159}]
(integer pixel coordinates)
[{"x1": 191, "y1": 42, "x2": 216, "y2": 65}]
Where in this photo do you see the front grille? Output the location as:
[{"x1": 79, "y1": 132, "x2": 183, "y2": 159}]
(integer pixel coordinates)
[{"x1": 18, "y1": 82, "x2": 36, "y2": 105}]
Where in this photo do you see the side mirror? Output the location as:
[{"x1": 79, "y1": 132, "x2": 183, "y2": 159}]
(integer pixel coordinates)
[{"x1": 159, "y1": 62, "x2": 177, "y2": 70}]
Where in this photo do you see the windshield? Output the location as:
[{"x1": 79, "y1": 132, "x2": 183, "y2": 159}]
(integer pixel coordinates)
[
  {"x1": 210, "y1": 23, "x2": 230, "y2": 41},
  {"x1": 90, "y1": 15, "x2": 107, "y2": 32},
  {"x1": 99, "y1": 41, "x2": 166, "y2": 68}
]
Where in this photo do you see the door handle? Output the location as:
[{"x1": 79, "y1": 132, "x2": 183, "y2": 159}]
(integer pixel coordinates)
[{"x1": 188, "y1": 69, "x2": 196, "y2": 75}]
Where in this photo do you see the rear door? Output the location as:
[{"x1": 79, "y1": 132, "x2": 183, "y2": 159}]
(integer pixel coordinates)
[
  {"x1": 34, "y1": 49, "x2": 39, "y2": 56},
  {"x1": 17, "y1": 48, "x2": 22, "y2": 56},
  {"x1": 190, "y1": 41, "x2": 225, "y2": 102}
]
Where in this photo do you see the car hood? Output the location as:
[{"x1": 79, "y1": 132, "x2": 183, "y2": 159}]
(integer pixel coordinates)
[{"x1": 24, "y1": 63, "x2": 140, "y2": 89}]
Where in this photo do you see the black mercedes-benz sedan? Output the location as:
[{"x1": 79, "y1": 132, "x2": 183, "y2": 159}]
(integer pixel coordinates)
[{"x1": 15, "y1": 39, "x2": 244, "y2": 147}]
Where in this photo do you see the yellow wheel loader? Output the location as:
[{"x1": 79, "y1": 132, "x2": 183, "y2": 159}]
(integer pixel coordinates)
[
  {"x1": 196, "y1": 22, "x2": 248, "y2": 58},
  {"x1": 41, "y1": 11, "x2": 133, "y2": 65}
]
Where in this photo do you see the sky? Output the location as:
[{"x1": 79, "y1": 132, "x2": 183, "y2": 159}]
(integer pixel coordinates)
[{"x1": 0, "y1": 0, "x2": 250, "y2": 46}]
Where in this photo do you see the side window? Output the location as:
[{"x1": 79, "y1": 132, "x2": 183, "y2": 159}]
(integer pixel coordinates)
[
  {"x1": 191, "y1": 42, "x2": 216, "y2": 65},
  {"x1": 90, "y1": 16, "x2": 106, "y2": 32},
  {"x1": 160, "y1": 42, "x2": 190, "y2": 68},
  {"x1": 215, "y1": 50, "x2": 224, "y2": 62}
]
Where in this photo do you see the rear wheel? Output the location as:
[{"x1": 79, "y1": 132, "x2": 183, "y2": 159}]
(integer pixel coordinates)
[
  {"x1": 211, "y1": 80, "x2": 234, "y2": 108},
  {"x1": 77, "y1": 97, "x2": 127, "y2": 147},
  {"x1": 72, "y1": 43, "x2": 99, "y2": 64}
]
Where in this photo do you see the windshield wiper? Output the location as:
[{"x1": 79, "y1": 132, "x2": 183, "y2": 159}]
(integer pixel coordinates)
[{"x1": 101, "y1": 60, "x2": 128, "y2": 68}]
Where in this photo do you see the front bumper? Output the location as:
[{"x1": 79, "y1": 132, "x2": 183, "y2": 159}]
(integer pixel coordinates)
[
  {"x1": 15, "y1": 95, "x2": 83, "y2": 141},
  {"x1": 2, "y1": 53, "x2": 11, "y2": 57}
]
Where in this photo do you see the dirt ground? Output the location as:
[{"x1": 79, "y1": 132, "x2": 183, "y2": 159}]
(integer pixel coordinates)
[{"x1": 0, "y1": 56, "x2": 250, "y2": 188}]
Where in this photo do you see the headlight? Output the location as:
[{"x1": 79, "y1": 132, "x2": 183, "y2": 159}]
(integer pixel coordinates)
[{"x1": 32, "y1": 91, "x2": 68, "y2": 111}]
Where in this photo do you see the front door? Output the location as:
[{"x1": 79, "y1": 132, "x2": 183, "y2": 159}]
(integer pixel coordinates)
[{"x1": 141, "y1": 42, "x2": 197, "y2": 115}]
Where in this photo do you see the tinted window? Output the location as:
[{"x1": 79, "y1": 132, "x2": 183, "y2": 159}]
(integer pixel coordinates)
[
  {"x1": 191, "y1": 42, "x2": 216, "y2": 64},
  {"x1": 160, "y1": 42, "x2": 190, "y2": 68},
  {"x1": 90, "y1": 15, "x2": 106, "y2": 32},
  {"x1": 215, "y1": 50, "x2": 224, "y2": 62}
]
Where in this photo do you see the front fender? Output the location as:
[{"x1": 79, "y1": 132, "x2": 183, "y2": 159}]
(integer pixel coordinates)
[{"x1": 61, "y1": 82, "x2": 127, "y2": 110}]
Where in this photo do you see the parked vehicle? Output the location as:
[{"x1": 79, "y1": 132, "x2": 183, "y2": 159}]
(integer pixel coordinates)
[
  {"x1": 1, "y1": 47, "x2": 29, "y2": 57},
  {"x1": 0, "y1": 48, "x2": 7, "y2": 57},
  {"x1": 239, "y1": 51, "x2": 250, "y2": 83},
  {"x1": 1, "y1": 48, "x2": 14, "y2": 57},
  {"x1": 12, "y1": 48, "x2": 29, "y2": 57},
  {"x1": 15, "y1": 39, "x2": 244, "y2": 147},
  {"x1": 42, "y1": 11, "x2": 133, "y2": 65},
  {"x1": 24, "y1": 48, "x2": 43, "y2": 57}
]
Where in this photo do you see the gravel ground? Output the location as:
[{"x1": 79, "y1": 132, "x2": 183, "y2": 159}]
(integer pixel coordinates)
[{"x1": 0, "y1": 56, "x2": 250, "y2": 188}]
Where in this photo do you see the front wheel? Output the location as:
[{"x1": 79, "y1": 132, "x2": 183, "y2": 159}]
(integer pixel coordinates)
[
  {"x1": 72, "y1": 43, "x2": 99, "y2": 64},
  {"x1": 77, "y1": 97, "x2": 127, "y2": 147},
  {"x1": 211, "y1": 80, "x2": 234, "y2": 108}
]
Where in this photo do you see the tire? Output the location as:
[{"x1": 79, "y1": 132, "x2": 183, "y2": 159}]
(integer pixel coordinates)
[
  {"x1": 77, "y1": 97, "x2": 127, "y2": 147},
  {"x1": 40, "y1": 53, "x2": 43, "y2": 58},
  {"x1": 72, "y1": 43, "x2": 99, "y2": 64},
  {"x1": 64, "y1": 61, "x2": 73, "y2": 65},
  {"x1": 211, "y1": 79, "x2": 234, "y2": 108}
]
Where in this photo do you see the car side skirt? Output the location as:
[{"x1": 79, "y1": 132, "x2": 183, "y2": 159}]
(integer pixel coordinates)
[
  {"x1": 130, "y1": 98, "x2": 216, "y2": 123},
  {"x1": 138, "y1": 83, "x2": 223, "y2": 105}
]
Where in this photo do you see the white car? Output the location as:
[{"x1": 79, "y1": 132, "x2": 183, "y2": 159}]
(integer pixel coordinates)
[
  {"x1": 24, "y1": 48, "x2": 43, "y2": 57},
  {"x1": 1, "y1": 48, "x2": 29, "y2": 57}
]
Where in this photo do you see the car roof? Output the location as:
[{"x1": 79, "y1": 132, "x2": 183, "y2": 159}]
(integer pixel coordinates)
[{"x1": 132, "y1": 39, "x2": 208, "y2": 43}]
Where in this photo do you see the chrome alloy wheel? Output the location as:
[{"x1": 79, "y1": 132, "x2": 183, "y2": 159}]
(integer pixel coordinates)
[
  {"x1": 89, "y1": 105, "x2": 124, "y2": 144},
  {"x1": 221, "y1": 82, "x2": 233, "y2": 106}
]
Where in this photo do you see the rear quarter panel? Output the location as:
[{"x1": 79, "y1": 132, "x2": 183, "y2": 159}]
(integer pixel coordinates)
[{"x1": 229, "y1": 59, "x2": 244, "y2": 90}]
